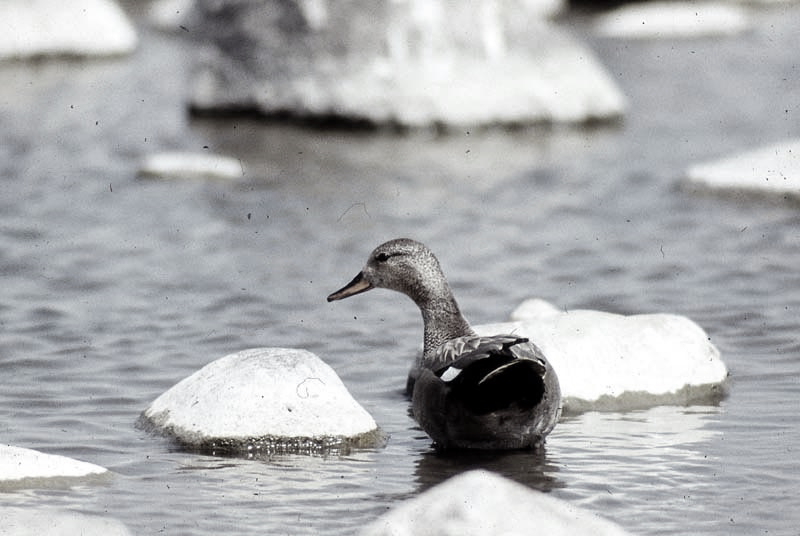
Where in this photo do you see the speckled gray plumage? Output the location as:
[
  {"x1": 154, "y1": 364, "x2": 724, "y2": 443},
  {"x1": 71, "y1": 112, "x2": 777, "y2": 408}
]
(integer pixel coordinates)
[
  {"x1": 365, "y1": 239, "x2": 477, "y2": 359},
  {"x1": 328, "y1": 238, "x2": 562, "y2": 449}
]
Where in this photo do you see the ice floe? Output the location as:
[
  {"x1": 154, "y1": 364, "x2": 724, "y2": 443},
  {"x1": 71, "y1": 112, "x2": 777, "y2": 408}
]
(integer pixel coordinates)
[
  {"x1": 475, "y1": 298, "x2": 727, "y2": 413},
  {"x1": 686, "y1": 139, "x2": 800, "y2": 199},
  {"x1": 0, "y1": 444, "x2": 108, "y2": 487},
  {"x1": 0, "y1": 0, "x2": 137, "y2": 60},
  {"x1": 595, "y1": 2, "x2": 749, "y2": 39},
  {"x1": 139, "y1": 348, "x2": 383, "y2": 455},
  {"x1": 359, "y1": 469, "x2": 632, "y2": 536},
  {"x1": 138, "y1": 151, "x2": 244, "y2": 180},
  {"x1": 186, "y1": 0, "x2": 625, "y2": 127},
  {"x1": 0, "y1": 507, "x2": 132, "y2": 536}
]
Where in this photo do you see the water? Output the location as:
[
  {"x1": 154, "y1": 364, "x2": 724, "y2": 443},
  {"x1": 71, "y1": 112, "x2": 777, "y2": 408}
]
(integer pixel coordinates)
[{"x1": 1, "y1": 5, "x2": 799, "y2": 535}]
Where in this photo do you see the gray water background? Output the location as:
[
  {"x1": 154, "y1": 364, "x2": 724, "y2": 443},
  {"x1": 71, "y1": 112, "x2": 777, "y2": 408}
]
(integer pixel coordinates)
[{"x1": 1, "y1": 5, "x2": 799, "y2": 535}]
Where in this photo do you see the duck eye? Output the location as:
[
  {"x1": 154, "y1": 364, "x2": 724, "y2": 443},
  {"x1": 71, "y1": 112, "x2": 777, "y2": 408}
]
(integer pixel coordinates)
[{"x1": 375, "y1": 252, "x2": 391, "y2": 262}]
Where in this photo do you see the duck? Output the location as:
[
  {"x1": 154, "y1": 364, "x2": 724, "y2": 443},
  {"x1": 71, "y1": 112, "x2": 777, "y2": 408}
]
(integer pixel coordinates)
[{"x1": 327, "y1": 238, "x2": 561, "y2": 450}]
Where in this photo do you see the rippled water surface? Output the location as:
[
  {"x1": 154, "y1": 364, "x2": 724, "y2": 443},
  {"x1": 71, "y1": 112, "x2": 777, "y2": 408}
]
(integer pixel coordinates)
[{"x1": 1, "y1": 5, "x2": 799, "y2": 535}]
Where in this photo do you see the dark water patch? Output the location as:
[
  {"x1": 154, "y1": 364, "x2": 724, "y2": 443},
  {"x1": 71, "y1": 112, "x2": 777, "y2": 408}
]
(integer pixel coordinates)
[{"x1": 413, "y1": 447, "x2": 562, "y2": 494}]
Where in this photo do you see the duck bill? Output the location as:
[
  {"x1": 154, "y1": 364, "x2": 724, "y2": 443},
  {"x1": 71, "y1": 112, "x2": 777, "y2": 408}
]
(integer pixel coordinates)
[{"x1": 327, "y1": 271, "x2": 373, "y2": 302}]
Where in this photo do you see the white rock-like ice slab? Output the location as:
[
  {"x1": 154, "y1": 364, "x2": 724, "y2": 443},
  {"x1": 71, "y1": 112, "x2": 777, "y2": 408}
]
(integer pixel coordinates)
[
  {"x1": 187, "y1": 0, "x2": 625, "y2": 127},
  {"x1": 359, "y1": 469, "x2": 632, "y2": 536},
  {"x1": 510, "y1": 297, "x2": 563, "y2": 321},
  {"x1": 595, "y1": 2, "x2": 749, "y2": 39},
  {"x1": 139, "y1": 151, "x2": 244, "y2": 180},
  {"x1": 0, "y1": 0, "x2": 137, "y2": 60},
  {"x1": 0, "y1": 445, "x2": 107, "y2": 484},
  {"x1": 140, "y1": 348, "x2": 382, "y2": 454},
  {"x1": 476, "y1": 299, "x2": 727, "y2": 412},
  {"x1": 0, "y1": 508, "x2": 132, "y2": 536},
  {"x1": 686, "y1": 139, "x2": 800, "y2": 199}
]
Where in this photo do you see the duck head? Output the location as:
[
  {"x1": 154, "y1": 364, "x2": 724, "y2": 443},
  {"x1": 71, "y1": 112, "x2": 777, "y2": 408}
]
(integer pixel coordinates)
[{"x1": 327, "y1": 238, "x2": 446, "y2": 306}]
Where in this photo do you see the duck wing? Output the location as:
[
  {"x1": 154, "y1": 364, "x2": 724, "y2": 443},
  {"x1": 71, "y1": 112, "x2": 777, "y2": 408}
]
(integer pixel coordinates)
[
  {"x1": 430, "y1": 334, "x2": 538, "y2": 369},
  {"x1": 431, "y1": 335, "x2": 549, "y2": 415}
]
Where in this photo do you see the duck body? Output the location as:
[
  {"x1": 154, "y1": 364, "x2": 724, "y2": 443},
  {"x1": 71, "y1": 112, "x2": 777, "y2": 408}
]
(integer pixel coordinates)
[
  {"x1": 327, "y1": 238, "x2": 561, "y2": 450},
  {"x1": 413, "y1": 334, "x2": 561, "y2": 449}
]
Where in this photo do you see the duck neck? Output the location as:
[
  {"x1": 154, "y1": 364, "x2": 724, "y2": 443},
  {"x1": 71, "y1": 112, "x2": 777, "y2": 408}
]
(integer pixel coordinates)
[{"x1": 417, "y1": 292, "x2": 475, "y2": 359}]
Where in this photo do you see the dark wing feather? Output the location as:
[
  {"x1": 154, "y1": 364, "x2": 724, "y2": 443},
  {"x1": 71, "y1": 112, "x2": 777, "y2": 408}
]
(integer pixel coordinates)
[{"x1": 425, "y1": 335, "x2": 549, "y2": 415}]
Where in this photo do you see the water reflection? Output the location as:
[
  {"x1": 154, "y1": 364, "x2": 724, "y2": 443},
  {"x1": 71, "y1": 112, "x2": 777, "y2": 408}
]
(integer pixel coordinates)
[
  {"x1": 191, "y1": 117, "x2": 621, "y2": 198},
  {"x1": 414, "y1": 445, "x2": 563, "y2": 494},
  {"x1": 548, "y1": 406, "x2": 722, "y2": 516},
  {"x1": 411, "y1": 405, "x2": 720, "y2": 501}
]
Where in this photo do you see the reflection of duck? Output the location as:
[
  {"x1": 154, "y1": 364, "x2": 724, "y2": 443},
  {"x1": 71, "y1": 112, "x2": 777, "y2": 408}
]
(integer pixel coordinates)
[
  {"x1": 413, "y1": 446, "x2": 561, "y2": 495},
  {"x1": 328, "y1": 238, "x2": 561, "y2": 449}
]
